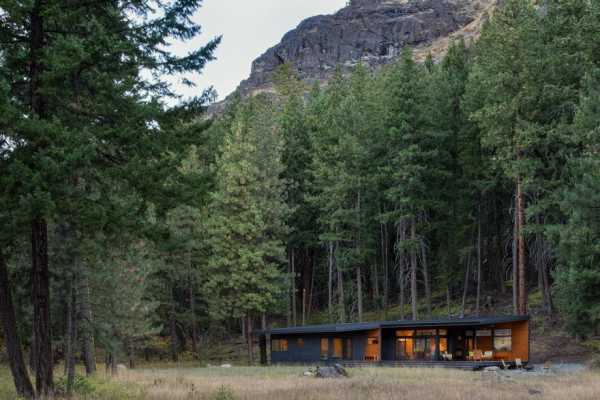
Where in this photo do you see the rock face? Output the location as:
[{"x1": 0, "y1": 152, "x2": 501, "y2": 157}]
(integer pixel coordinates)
[{"x1": 235, "y1": 0, "x2": 488, "y2": 97}]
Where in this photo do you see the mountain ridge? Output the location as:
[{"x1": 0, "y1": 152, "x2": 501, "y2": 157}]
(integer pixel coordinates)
[{"x1": 210, "y1": 0, "x2": 496, "y2": 112}]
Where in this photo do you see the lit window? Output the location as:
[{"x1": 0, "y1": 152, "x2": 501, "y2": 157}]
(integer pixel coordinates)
[
  {"x1": 438, "y1": 329, "x2": 448, "y2": 336},
  {"x1": 368, "y1": 337, "x2": 379, "y2": 345},
  {"x1": 494, "y1": 329, "x2": 512, "y2": 352},
  {"x1": 396, "y1": 330, "x2": 414, "y2": 337},
  {"x1": 320, "y1": 338, "x2": 329, "y2": 359},
  {"x1": 333, "y1": 338, "x2": 343, "y2": 358},
  {"x1": 416, "y1": 329, "x2": 436, "y2": 336},
  {"x1": 476, "y1": 329, "x2": 492, "y2": 337},
  {"x1": 272, "y1": 339, "x2": 288, "y2": 352},
  {"x1": 439, "y1": 337, "x2": 448, "y2": 353},
  {"x1": 297, "y1": 338, "x2": 304, "y2": 348}
]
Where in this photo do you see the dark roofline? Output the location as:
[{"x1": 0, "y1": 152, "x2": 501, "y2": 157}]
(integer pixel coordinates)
[{"x1": 262, "y1": 315, "x2": 529, "y2": 336}]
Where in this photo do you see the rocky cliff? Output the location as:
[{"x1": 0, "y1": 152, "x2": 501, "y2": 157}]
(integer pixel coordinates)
[{"x1": 224, "y1": 0, "x2": 495, "y2": 101}]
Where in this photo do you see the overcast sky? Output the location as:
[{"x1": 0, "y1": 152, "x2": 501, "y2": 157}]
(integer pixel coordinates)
[{"x1": 170, "y1": 0, "x2": 348, "y2": 102}]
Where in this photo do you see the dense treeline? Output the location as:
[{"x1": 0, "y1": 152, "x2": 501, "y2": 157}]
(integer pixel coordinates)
[{"x1": 0, "y1": 0, "x2": 599, "y2": 398}]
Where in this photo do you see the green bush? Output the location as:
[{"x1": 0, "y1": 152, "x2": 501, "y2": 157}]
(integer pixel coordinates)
[
  {"x1": 210, "y1": 385, "x2": 236, "y2": 400},
  {"x1": 55, "y1": 375, "x2": 96, "y2": 396}
]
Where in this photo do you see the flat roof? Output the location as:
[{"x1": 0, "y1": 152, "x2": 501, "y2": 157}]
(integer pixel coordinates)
[{"x1": 266, "y1": 315, "x2": 529, "y2": 336}]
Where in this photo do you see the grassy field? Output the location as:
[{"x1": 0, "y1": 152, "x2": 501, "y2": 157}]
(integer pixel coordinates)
[{"x1": 1, "y1": 365, "x2": 599, "y2": 399}]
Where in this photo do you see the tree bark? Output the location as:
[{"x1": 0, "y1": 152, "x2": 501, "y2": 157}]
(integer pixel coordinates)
[
  {"x1": 65, "y1": 275, "x2": 77, "y2": 397},
  {"x1": 475, "y1": 208, "x2": 482, "y2": 316},
  {"x1": 328, "y1": 242, "x2": 333, "y2": 321},
  {"x1": 77, "y1": 263, "x2": 96, "y2": 375},
  {"x1": 517, "y1": 179, "x2": 527, "y2": 315},
  {"x1": 246, "y1": 315, "x2": 254, "y2": 365},
  {"x1": 0, "y1": 249, "x2": 35, "y2": 399},
  {"x1": 420, "y1": 240, "x2": 431, "y2": 319},
  {"x1": 169, "y1": 286, "x2": 178, "y2": 362},
  {"x1": 187, "y1": 246, "x2": 199, "y2": 359},
  {"x1": 460, "y1": 253, "x2": 471, "y2": 318},
  {"x1": 397, "y1": 223, "x2": 405, "y2": 320},
  {"x1": 410, "y1": 220, "x2": 418, "y2": 321},
  {"x1": 31, "y1": 217, "x2": 53, "y2": 397},
  {"x1": 512, "y1": 198, "x2": 519, "y2": 315},
  {"x1": 356, "y1": 266, "x2": 363, "y2": 322},
  {"x1": 291, "y1": 249, "x2": 297, "y2": 326},
  {"x1": 382, "y1": 223, "x2": 389, "y2": 309},
  {"x1": 336, "y1": 243, "x2": 345, "y2": 323}
]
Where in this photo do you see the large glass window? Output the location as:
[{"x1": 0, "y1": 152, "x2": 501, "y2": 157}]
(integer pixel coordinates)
[
  {"x1": 272, "y1": 339, "x2": 288, "y2": 352},
  {"x1": 345, "y1": 339, "x2": 353, "y2": 359},
  {"x1": 320, "y1": 338, "x2": 329, "y2": 359},
  {"x1": 333, "y1": 338, "x2": 343, "y2": 358},
  {"x1": 494, "y1": 329, "x2": 512, "y2": 352}
]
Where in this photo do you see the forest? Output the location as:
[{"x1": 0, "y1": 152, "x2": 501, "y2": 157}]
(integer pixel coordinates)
[{"x1": 1, "y1": 0, "x2": 600, "y2": 398}]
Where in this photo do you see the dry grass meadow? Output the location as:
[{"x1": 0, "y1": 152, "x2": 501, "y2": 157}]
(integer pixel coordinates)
[
  {"x1": 1, "y1": 365, "x2": 599, "y2": 399},
  {"x1": 114, "y1": 365, "x2": 600, "y2": 400}
]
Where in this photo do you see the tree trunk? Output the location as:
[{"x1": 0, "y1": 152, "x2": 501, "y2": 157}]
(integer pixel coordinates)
[
  {"x1": 512, "y1": 198, "x2": 519, "y2": 315},
  {"x1": 446, "y1": 284, "x2": 451, "y2": 318},
  {"x1": 328, "y1": 242, "x2": 333, "y2": 321},
  {"x1": 31, "y1": 217, "x2": 53, "y2": 397},
  {"x1": 397, "y1": 223, "x2": 405, "y2": 320},
  {"x1": 517, "y1": 179, "x2": 527, "y2": 315},
  {"x1": 420, "y1": 240, "x2": 431, "y2": 319},
  {"x1": 302, "y1": 289, "x2": 306, "y2": 326},
  {"x1": 475, "y1": 208, "x2": 482, "y2": 316},
  {"x1": 336, "y1": 244, "x2": 345, "y2": 322},
  {"x1": 410, "y1": 220, "x2": 418, "y2": 321},
  {"x1": 460, "y1": 253, "x2": 471, "y2": 318},
  {"x1": 356, "y1": 266, "x2": 363, "y2": 322},
  {"x1": 65, "y1": 275, "x2": 77, "y2": 398},
  {"x1": 0, "y1": 249, "x2": 35, "y2": 399},
  {"x1": 246, "y1": 315, "x2": 254, "y2": 365},
  {"x1": 187, "y1": 246, "x2": 199, "y2": 359},
  {"x1": 169, "y1": 286, "x2": 178, "y2": 362},
  {"x1": 382, "y1": 223, "x2": 389, "y2": 309},
  {"x1": 291, "y1": 249, "x2": 297, "y2": 326},
  {"x1": 77, "y1": 263, "x2": 96, "y2": 375}
]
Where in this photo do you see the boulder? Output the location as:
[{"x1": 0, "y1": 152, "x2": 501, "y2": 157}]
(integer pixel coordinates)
[
  {"x1": 315, "y1": 365, "x2": 348, "y2": 379},
  {"x1": 220, "y1": 363, "x2": 232, "y2": 368}
]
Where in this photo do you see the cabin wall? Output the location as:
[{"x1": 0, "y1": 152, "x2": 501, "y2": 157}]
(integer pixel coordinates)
[
  {"x1": 494, "y1": 320, "x2": 529, "y2": 362},
  {"x1": 270, "y1": 332, "x2": 369, "y2": 363}
]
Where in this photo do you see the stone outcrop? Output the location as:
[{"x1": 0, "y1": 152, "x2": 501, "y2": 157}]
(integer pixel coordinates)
[{"x1": 234, "y1": 0, "x2": 493, "y2": 97}]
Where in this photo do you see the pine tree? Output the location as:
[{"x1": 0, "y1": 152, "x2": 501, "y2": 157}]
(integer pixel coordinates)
[
  {"x1": 554, "y1": 69, "x2": 600, "y2": 337},
  {"x1": 0, "y1": 1, "x2": 218, "y2": 396},
  {"x1": 204, "y1": 96, "x2": 288, "y2": 361}
]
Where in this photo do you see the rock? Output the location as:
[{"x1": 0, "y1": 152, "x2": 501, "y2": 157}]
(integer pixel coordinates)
[
  {"x1": 235, "y1": 0, "x2": 493, "y2": 97},
  {"x1": 220, "y1": 363, "x2": 232, "y2": 368},
  {"x1": 528, "y1": 388, "x2": 543, "y2": 396},
  {"x1": 315, "y1": 365, "x2": 348, "y2": 379},
  {"x1": 484, "y1": 366, "x2": 500, "y2": 372},
  {"x1": 303, "y1": 371, "x2": 315, "y2": 377},
  {"x1": 334, "y1": 363, "x2": 349, "y2": 377}
]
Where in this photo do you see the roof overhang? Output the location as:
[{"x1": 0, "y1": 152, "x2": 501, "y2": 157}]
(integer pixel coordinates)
[{"x1": 261, "y1": 315, "x2": 529, "y2": 336}]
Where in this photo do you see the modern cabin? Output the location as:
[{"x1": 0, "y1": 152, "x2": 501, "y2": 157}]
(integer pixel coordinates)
[{"x1": 258, "y1": 316, "x2": 529, "y2": 369}]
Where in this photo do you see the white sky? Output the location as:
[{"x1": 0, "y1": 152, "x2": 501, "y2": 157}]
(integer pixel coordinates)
[{"x1": 171, "y1": 0, "x2": 348, "y2": 102}]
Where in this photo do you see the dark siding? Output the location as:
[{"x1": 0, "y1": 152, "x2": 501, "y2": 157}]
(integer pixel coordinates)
[{"x1": 270, "y1": 332, "x2": 369, "y2": 363}]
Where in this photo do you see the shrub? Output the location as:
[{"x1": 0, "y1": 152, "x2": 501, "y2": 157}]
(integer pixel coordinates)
[
  {"x1": 55, "y1": 375, "x2": 96, "y2": 396},
  {"x1": 210, "y1": 385, "x2": 236, "y2": 400}
]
